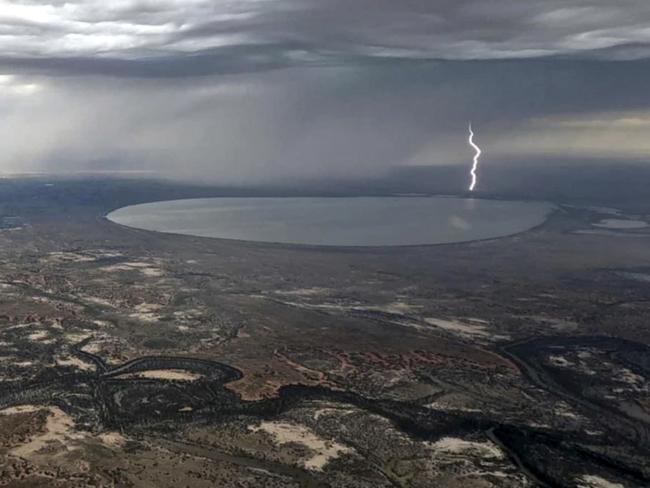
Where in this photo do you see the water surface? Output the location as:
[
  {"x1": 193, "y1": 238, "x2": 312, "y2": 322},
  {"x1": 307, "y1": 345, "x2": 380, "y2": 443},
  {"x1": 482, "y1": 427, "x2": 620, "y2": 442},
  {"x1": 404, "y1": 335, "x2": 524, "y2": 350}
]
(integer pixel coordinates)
[{"x1": 107, "y1": 197, "x2": 553, "y2": 247}]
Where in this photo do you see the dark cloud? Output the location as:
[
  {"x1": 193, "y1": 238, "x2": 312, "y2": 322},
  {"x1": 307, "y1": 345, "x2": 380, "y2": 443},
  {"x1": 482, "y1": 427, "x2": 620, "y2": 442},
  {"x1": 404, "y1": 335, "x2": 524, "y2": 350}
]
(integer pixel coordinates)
[
  {"x1": 0, "y1": 1, "x2": 649, "y2": 183},
  {"x1": 1, "y1": 0, "x2": 650, "y2": 79},
  {"x1": 0, "y1": 43, "x2": 325, "y2": 78},
  {"x1": 1, "y1": 59, "x2": 649, "y2": 182}
]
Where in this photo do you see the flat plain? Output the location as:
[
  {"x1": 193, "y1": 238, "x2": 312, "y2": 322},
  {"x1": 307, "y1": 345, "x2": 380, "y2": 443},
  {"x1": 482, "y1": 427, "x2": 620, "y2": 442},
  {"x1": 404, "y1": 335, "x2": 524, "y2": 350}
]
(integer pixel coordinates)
[{"x1": 0, "y1": 177, "x2": 649, "y2": 487}]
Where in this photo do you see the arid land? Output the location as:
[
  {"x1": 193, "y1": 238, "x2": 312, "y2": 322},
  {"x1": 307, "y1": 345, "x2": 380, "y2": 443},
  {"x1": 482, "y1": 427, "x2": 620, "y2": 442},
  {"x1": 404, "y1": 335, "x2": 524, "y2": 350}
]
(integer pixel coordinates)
[{"x1": 0, "y1": 177, "x2": 649, "y2": 487}]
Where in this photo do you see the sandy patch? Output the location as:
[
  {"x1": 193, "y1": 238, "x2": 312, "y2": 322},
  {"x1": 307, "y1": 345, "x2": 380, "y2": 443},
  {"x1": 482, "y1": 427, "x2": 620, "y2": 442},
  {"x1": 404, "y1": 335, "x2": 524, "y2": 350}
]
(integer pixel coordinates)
[
  {"x1": 49, "y1": 319, "x2": 64, "y2": 330},
  {"x1": 77, "y1": 335, "x2": 127, "y2": 364},
  {"x1": 140, "y1": 267, "x2": 165, "y2": 277},
  {"x1": 464, "y1": 317, "x2": 489, "y2": 324},
  {"x1": 578, "y1": 474, "x2": 624, "y2": 488},
  {"x1": 424, "y1": 317, "x2": 490, "y2": 338},
  {"x1": 65, "y1": 332, "x2": 93, "y2": 343},
  {"x1": 129, "y1": 312, "x2": 162, "y2": 323},
  {"x1": 425, "y1": 393, "x2": 482, "y2": 413},
  {"x1": 100, "y1": 262, "x2": 164, "y2": 277},
  {"x1": 43, "y1": 252, "x2": 96, "y2": 264},
  {"x1": 548, "y1": 355, "x2": 574, "y2": 367},
  {"x1": 368, "y1": 301, "x2": 421, "y2": 315},
  {"x1": 56, "y1": 356, "x2": 94, "y2": 371},
  {"x1": 9, "y1": 406, "x2": 83, "y2": 459},
  {"x1": 118, "y1": 369, "x2": 203, "y2": 381},
  {"x1": 134, "y1": 303, "x2": 163, "y2": 313},
  {"x1": 249, "y1": 421, "x2": 353, "y2": 471},
  {"x1": 7, "y1": 323, "x2": 31, "y2": 330},
  {"x1": 615, "y1": 367, "x2": 648, "y2": 392},
  {"x1": 83, "y1": 296, "x2": 115, "y2": 308},
  {"x1": 428, "y1": 437, "x2": 503, "y2": 459},
  {"x1": 0, "y1": 282, "x2": 18, "y2": 291},
  {"x1": 121, "y1": 261, "x2": 160, "y2": 268},
  {"x1": 173, "y1": 308, "x2": 204, "y2": 319},
  {"x1": 81, "y1": 342, "x2": 102, "y2": 354},
  {"x1": 28, "y1": 330, "x2": 50, "y2": 342},
  {"x1": 94, "y1": 250, "x2": 124, "y2": 258},
  {"x1": 313, "y1": 407, "x2": 356, "y2": 420},
  {"x1": 276, "y1": 287, "x2": 331, "y2": 297},
  {"x1": 554, "y1": 402, "x2": 580, "y2": 420},
  {"x1": 98, "y1": 431, "x2": 127, "y2": 448},
  {"x1": 129, "y1": 303, "x2": 164, "y2": 323},
  {"x1": 0, "y1": 405, "x2": 42, "y2": 415}
]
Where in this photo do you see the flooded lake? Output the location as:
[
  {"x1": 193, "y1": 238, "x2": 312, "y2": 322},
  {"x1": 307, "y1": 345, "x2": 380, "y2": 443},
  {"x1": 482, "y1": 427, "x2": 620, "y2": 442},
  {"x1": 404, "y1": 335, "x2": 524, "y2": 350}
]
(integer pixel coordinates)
[{"x1": 107, "y1": 197, "x2": 553, "y2": 247}]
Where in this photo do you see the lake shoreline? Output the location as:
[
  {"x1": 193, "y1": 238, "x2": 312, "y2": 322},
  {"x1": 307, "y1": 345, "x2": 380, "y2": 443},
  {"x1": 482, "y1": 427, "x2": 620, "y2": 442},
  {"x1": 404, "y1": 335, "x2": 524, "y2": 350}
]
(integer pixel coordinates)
[{"x1": 107, "y1": 196, "x2": 555, "y2": 248}]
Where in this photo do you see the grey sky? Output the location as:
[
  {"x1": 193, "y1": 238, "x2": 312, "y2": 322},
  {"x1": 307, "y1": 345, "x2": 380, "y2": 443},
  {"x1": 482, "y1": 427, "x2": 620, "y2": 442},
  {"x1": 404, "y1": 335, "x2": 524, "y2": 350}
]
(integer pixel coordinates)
[
  {"x1": 3, "y1": 0, "x2": 650, "y2": 65},
  {"x1": 0, "y1": 1, "x2": 649, "y2": 182}
]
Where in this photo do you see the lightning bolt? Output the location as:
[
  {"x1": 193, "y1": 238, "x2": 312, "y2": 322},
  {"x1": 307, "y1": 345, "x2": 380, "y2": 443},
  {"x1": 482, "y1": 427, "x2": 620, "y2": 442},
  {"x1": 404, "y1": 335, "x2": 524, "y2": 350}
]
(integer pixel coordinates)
[{"x1": 468, "y1": 123, "x2": 482, "y2": 192}]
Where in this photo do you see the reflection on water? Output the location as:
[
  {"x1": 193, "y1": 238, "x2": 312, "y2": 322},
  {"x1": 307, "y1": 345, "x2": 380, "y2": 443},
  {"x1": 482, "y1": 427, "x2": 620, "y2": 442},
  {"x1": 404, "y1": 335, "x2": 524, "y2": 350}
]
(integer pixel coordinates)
[{"x1": 107, "y1": 197, "x2": 554, "y2": 247}]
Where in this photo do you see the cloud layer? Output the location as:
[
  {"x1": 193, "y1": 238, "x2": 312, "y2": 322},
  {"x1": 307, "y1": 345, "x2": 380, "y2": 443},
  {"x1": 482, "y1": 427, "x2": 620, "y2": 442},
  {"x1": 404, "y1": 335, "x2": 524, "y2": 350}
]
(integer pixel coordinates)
[
  {"x1": 0, "y1": 1, "x2": 649, "y2": 183},
  {"x1": 2, "y1": 0, "x2": 650, "y2": 78}
]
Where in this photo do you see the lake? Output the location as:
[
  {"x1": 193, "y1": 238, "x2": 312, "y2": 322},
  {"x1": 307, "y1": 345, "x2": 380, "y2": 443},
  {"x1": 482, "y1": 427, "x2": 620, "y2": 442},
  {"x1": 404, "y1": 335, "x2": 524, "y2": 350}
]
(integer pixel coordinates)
[{"x1": 107, "y1": 197, "x2": 554, "y2": 247}]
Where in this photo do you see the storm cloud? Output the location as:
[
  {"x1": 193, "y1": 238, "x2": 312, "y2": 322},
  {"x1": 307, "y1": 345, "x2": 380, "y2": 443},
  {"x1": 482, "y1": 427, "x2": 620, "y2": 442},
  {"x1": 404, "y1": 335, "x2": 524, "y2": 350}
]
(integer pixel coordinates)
[
  {"x1": 0, "y1": 1, "x2": 649, "y2": 183},
  {"x1": 3, "y1": 0, "x2": 650, "y2": 68}
]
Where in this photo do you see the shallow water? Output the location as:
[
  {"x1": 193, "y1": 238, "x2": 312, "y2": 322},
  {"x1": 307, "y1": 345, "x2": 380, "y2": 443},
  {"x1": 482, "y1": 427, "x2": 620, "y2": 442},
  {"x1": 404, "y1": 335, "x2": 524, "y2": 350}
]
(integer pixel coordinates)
[{"x1": 107, "y1": 197, "x2": 553, "y2": 247}]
